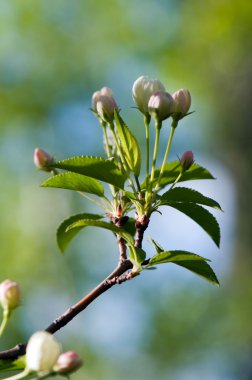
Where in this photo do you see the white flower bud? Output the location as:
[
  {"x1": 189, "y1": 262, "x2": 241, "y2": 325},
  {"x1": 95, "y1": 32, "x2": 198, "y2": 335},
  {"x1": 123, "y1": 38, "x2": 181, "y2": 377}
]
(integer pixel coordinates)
[
  {"x1": 96, "y1": 95, "x2": 117, "y2": 123},
  {"x1": 172, "y1": 89, "x2": 191, "y2": 120},
  {"x1": 148, "y1": 91, "x2": 174, "y2": 123},
  {"x1": 34, "y1": 148, "x2": 54, "y2": 172},
  {"x1": 54, "y1": 351, "x2": 83, "y2": 375},
  {"x1": 132, "y1": 76, "x2": 166, "y2": 114},
  {"x1": 26, "y1": 331, "x2": 61, "y2": 375},
  {"x1": 0, "y1": 279, "x2": 20, "y2": 311}
]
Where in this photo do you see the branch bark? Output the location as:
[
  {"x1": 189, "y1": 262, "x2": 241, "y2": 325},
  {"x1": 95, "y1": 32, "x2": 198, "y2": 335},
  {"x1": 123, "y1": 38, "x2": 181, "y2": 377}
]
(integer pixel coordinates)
[{"x1": 0, "y1": 260, "x2": 133, "y2": 361}]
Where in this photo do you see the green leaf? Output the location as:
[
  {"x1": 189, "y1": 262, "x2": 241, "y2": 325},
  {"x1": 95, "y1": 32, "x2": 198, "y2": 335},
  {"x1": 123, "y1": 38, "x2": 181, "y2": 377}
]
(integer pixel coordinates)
[
  {"x1": 148, "y1": 237, "x2": 164, "y2": 253},
  {"x1": 166, "y1": 202, "x2": 221, "y2": 247},
  {"x1": 129, "y1": 246, "x2": 146, "y2": 264},
  {"x1": 114, "y1": 110, "x2": 141, "y2": 176},
  {"x1": 41, "y1": 172, "x2": 104, "y2": 196},
  {"x1": 57, "y1": 213, "x2": 104, "y2": 252},
  {"x1": 123, "y1": 217, "x2": 136, "y2": 237},
  {"x1": 141, "y1": 161, "x2": 215, "y2": 190},
  {"x1": 159, "y1": 187, "x2": 222, "y2": 210},
  {"x1": 67, "y1": 219, "x2": 135, "y2": 246},
  {"x1": 148, "y1": 250, "x2": 219, "y2": 285},
  {"x1": 0, "y1": 356, "x2": 25, "y2": 373},
  {"x1": 51, "y1": 156, "x2": 127, "y2": 189}
]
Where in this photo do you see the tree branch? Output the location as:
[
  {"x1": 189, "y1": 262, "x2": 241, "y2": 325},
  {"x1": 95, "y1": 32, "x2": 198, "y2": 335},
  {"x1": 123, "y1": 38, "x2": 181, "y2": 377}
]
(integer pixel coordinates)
[{"x1": 0, "y1": 260, "x2": 133, "y2": 361}]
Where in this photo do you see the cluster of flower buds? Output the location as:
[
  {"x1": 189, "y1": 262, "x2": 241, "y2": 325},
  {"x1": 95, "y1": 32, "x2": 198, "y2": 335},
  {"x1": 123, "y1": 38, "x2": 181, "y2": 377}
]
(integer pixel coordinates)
[
  {"x1": 34, "y1": 148, "x2": 54, "y2": 172},
  {"x1": 132, "y1": 75, "x2": 191, "y2": 124},
  {"x1": 25, "y1": 331, "x2": 83, "y2": 377},
  {"x1": 0, "y1": 279, "x2": 20, "y2": 311},
  {"x1": 92, "y1": 86, "x2": 118, "y2": 123}
]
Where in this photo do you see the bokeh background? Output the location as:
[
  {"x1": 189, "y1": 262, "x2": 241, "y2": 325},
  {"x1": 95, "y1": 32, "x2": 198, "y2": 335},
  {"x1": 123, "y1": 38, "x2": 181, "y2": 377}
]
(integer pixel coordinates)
[{"x1": 1, "y1": 1, "x2": 252, "y2": 379}]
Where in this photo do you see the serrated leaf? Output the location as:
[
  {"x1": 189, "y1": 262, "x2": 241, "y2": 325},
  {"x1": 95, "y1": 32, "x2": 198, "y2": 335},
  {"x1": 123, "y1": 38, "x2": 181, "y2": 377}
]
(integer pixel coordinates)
[
  {"x1": 141, "y1": 161, "x2": 215, "y2": 190},
  {"x1": 148, "y1": 250, "x2": 219, "y2": 285},
  {"x1": 129, "y1": 246, "x2": 146, "y2": 264},
  {"x1": 114, "y1": 110, "x2": 141, "y2": 176},
  {"x1": 166, "y1": 202, "x2": 220, "y2": 247},
  {"x1": 51, "y1": 156, "x2": 127, "y2": 189},
  {"x1": 41, "y1": 172, "x2": 104, "y2": 196},
  {"x1": 159, "y1": 187, "x2": 222, "y2": 210},
  {"x1": 57, "y1": 213, "x2": 104, "y2": 252},
  {"x1": 67, "y1": 219, "x2": 135, "y2": 246}
]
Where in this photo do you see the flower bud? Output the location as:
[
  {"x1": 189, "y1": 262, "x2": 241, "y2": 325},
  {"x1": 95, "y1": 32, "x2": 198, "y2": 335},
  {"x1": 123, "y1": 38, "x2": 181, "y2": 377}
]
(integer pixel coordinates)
[
  {"x1": 180, "y1": 150, "x2": 194, "y2": 172},
  {"x1": 148, "y1": 91, "x2": 174, "y2": 123},
  {"x1": 34, "y1": 148, "x2": 54, "y2": 172},
  {"x1": 26, "y1": 331, "x2": 61, "y2": 375},
  {"x1": 0, "y1": 279, "x2": 20, "y2": 311},
  {"x1": 53, "y1": 351, "x2": 83, "y2": 375},
  {"x1": 96, "y1": 95, "x2": 117, "y2": 123},
  {"x1": 132, "y1": 75, "x2": 166, "y2": 115},
  {"x1": 172, "y1": 89, "x2": 191, "y2": 120}
]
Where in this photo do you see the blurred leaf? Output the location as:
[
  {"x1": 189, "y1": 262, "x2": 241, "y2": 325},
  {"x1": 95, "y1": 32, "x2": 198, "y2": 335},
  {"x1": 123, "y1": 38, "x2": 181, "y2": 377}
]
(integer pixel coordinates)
[
  {"x1": 123, "y1": 217, "x2": 136, "y2": 237},
  {"x1": 141, "y1": 161, "x2": 215, "y2": 190},
  {"x1": 114, "y1": 110, "x2": 141, "y2": 177},
  {"x1": 148, "y1": 237, "x2": 164, "y2": 253},
  {"x1": 0, "y1": 356, "x2": 25, "y2": 373},
  {"x1": 57, "y1": 213, "x2": 104, "y2": 253},
  {"x1": 159, "y1": 187, "x2": 222, "y2": 210},
  {"x1": 67, "y1": 219, "x2": 135, "y2": 246},
  {"x1": 52, "y1": 156, "x2": 127, "y2": 189},
  {"x1": 41, "y1": 172, "x2": 104, "y2": 196},
  {"x1": 129, "y1": 246, "x2": 146, "y2": 264},
  {"x1": 165, "y1": 203, "x2": 220, "y2": 247},
  {"x1": 148, "y1": 250, "x2": 219, "y2": 285}
]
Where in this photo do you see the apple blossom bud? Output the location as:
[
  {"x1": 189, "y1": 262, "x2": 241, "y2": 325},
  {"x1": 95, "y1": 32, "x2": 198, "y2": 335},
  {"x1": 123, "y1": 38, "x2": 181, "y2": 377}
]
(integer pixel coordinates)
[
  {"x1": 34, "y1": 148, "x2": 54, "y2": 172},
  {"x1": 96, "y1": 95, "x2": 117, "y2": 123},
  {"x1": 26, "y1": 331, "x2": 61, "y2": 375},
  {"x1": 0, "y1": 279, "x2": 20, "y2": 311},
  {"x1": 180, "y1": 150, "x2": 194, "y2": 172},
  {"x1": 132, "y1": 75, "x2": 166, "y2": 115},
  {"x1": 54, "y1": 351, "x2": 83, "y2": 375},
  {"x1": 148, "y1": 91, "x2": 174, "y2": 123},
  {"x1": 172, "y1": 89, "x2": 191, "y2": 121}
]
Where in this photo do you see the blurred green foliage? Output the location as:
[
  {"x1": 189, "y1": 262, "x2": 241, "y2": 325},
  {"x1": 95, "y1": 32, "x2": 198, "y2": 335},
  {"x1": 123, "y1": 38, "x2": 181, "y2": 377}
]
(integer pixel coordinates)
[{"x1": 1, "y1": 0, "x2": 252, "y2": 379}]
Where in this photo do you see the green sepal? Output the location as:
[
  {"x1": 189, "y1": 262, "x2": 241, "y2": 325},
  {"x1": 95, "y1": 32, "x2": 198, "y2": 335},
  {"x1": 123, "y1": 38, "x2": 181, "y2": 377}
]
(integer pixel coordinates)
[
  {"x1": 141, "y1": 161, "x2": 215, "y2": 190},
  {"x1": 41, "y1": 172, "x2": 104, "y2": 196},
  {"x1": 66, "y1": 219, "x2": 135, "y2": 246},
  {"x1": 51, "y1": 156, "x2": 127, "y2": 189},
  {"x1": 159, "y1": 187, "x2": 222, "y2": 210},
  {"x1": 114, "y1": 110, "x2": 141, "y2": 177},
  {"x1": 148, "y1": 250, "x2": 219, "y2": 285},
  {"x1": 57, "y1": 213, "x2": 104, "y2": 253}
]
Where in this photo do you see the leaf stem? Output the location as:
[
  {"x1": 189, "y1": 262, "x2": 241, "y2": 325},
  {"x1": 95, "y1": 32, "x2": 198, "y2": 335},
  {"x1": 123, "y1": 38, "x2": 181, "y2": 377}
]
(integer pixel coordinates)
[
  {"x1": 102, "y1": 124, "x2": 117, "y2": 198},
  {"x1": 0, "y1": 308, "x2": 10, "y2": 337},
  {"x1": 144, "y1": 115, "x2": 151, "y2": 191}
]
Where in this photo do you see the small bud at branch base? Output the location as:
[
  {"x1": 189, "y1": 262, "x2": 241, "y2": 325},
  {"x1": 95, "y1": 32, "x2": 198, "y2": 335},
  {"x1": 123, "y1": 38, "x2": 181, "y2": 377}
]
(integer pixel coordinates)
[
  {"x1": 54, "y1": 351, "x2": 83, "y2": 375},
  {"x1": 0, "y1": 279, "x2": 20, "y2": 311}
]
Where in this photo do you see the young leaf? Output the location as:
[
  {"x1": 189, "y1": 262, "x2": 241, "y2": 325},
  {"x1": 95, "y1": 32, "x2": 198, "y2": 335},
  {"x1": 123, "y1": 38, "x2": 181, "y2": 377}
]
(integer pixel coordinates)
[
  {"x1": 129, "y1": 246, "x2": 146, "y2": 264},
  {"x1": 148, "y1": 237, "x2": 164, "y2": 253},
  {"x1": 141, "y1": 161, "x2": 215, "y2": 190},
  {"x1": 165, "y1": 202, "x2": 221, "y2": 247},
  {"x1": 67, "y1": 219, "x2": 135, "y2": 246},
  {"x1": 51, "y1": 156, "x2": 127, "y2": 189},
  {"x1": 41, "y1": 172, "x2": 104, "y2": 196},
  {"x1": 114, "y1": 110, "x2": 141, "y2": 177},
  {"x1": 159, "y1": 187, "x2": 222, "y2": 210},
  {"x1": 57, "y1": 213, "x2": 104, "y2": 253},
  {"x1": 148, "y1": 250, "x2": 219, "y2": 285}
]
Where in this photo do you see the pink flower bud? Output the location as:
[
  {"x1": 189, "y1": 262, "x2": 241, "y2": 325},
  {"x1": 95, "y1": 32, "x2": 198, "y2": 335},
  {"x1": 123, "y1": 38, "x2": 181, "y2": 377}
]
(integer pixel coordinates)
[
  {"x1": 54, "y1": 351, "x2": 83, "y2": 375},
  {"x1": 34, "y1": 148, "x2": 54, "y2": 172},
  {"x1": 132, "y1": 76, "x2": 166, "y2": 114},
  {"x1": 26, "y1": 331, "x2": 61, "y2": 375},
  {"x1": 172, "y1": 89, "x2": 191, "y2": 120},
  {"x1": 148, "y1": 91, "x2": 174, "y2": 123},
  {"x1": 0, "y1": 279, "x2": 20, "y2": 310},
  {"x1": 180, "y1": 150, "x2": 194, "y2": 172},
  {"x1": 96, "y1": 95, "x2": 117, "y2": 123}
]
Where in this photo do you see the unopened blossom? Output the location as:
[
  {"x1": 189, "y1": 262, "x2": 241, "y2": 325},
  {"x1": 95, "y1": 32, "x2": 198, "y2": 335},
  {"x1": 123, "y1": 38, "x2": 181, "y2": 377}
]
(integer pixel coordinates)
[
  {"x1": 132, "y1": 76, "x2": 166, "y2": 115},
  {"x1": 92, "y1": 87, "x2": 117, "y2": 123},
  {"x1": 0, "y1": 279, "x2": 20, "y2": 311},
  {"x1": 26, "y1": 331, "x2": 61, "y2": 375},
  {"x1": 172, "y1": 89, "x2": 191, "y2": 121},
  {"x1": 180, "y1": 150, "x2": 194, "y2": 172},
  {"x1": 34, "y1": 148, "x2": 54, "y2": 172},
  {"x1": 54, "y1": 351, "x2": 83, "y2": 375},
  {"x1": 148, "y1": 91, "x2": 174, "y2": 124}
]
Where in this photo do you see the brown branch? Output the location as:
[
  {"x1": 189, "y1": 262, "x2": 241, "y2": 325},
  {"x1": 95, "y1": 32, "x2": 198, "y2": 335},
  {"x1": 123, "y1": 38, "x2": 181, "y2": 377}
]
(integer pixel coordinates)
[
  {"x1": 0, "y1": 260, "x2": 133, "y2": 361},
  {"x1": 135, "y1": 215, "x2": 149, "y2": 248}
]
